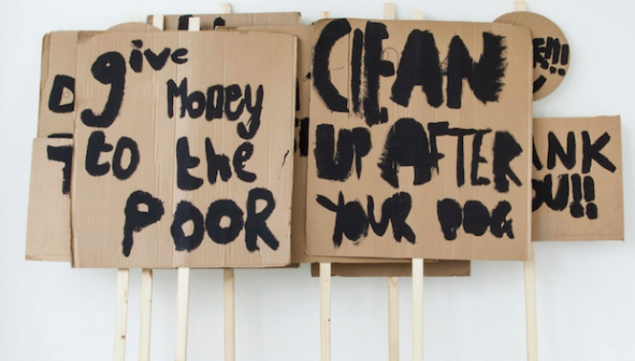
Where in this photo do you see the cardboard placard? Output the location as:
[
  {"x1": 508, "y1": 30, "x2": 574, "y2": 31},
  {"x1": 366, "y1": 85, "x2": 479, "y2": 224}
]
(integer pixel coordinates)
[
  {"x1": 306, "y1": 19, "x2": 533, "y2": 261},
  {"x1": 71, "y1": 31, "x2": 297, "y2": 268},
  {"x1": 532, "y1": 116, "x2": 623, "y2": 241},
  {"x1": 495, "y1": 11, "x2": 570, "y2": 100},
  {"x1": 148, "y1": 12, "x2": 301, "y2": 31},
  {"x1": 310, "y1": 260, "x2": 471, "y2": 277},
  {"x1": 26, "y1": 138, "x2": 73, "y2": 261}
]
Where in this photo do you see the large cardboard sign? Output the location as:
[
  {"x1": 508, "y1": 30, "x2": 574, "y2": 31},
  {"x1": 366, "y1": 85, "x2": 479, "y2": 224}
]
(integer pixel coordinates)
[
  {"x1": 71, "y1": 31, "x2": 297, "y2": 268},
  {"x1": 306, "y1": 19, "x2": 533, "y2": 261},
  {"x1": 532, "y1": 117, "x2": 623, "y2": 241}
]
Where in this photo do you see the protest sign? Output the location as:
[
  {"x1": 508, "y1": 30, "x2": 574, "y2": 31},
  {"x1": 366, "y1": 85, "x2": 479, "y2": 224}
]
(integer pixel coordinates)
[
  {"x1": 532, "y1": 116, "x2": 623, "y2": 241},
  {"x1": 495, "y1": 11, "x2": 570, "y2": 100},
  {"x1": 71, "y1": 30, "x2": 297, "y2": 268},
  {"x1": 306, "y1": 19, "x2": 533, "y2": 261}
]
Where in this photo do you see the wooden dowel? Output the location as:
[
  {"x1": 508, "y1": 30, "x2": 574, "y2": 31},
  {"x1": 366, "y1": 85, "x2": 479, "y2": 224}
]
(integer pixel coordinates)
[
  {"x1": 224, "y1": 269, "x2": 235, "y2": 361},
  {"x1": 412, "y1": 259, "x2": 424, "y2": 361},
  {"x1": 320, "y1": 263, "x2": 331, "y2": 361},
  {"x1": 384, "y1": 3, "x2": 396, "y2": 20},
  {"x1": 114, "y1": 269, "x2": 130, "y2": 361},
  {"x1": 151, "y1": 15, "x2": 164, "y2": 30},
  {"x1": 515, "y1": 1, "x2": 527, "y2": 11},
  {"x1": 388, "y1": 277, "x2": 400, "y2": 361},
  {"x1": 220, "y1": 3, "x2": 232, "y2": 14},
  {"x1": 128, "y1": 16, "x2": 140, "y2": 23},
  {"x1": 188, "y1": 17, "x2": 201, "y2": 32},
  {"x1": 525, "y1": 243, "x2": 538, "y2": 361},
  {"x1": 175, "y1": 268, "x2": 191, "y2": 361},
  {"x1": 320, "y1": 11, "x2": 331, "y2": 19},
  {"x1": 139, "y1": 269, "x2": 153, "y2": 361},
  {"x1": 412, "y1": 10, "x2": 424, "y2": 20}
]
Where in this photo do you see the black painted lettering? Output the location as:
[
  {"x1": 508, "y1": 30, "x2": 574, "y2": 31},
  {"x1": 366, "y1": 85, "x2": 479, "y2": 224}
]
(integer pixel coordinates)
[
  {"x1": 122, "y1": 191, "x2": 164, "y2": 256},
  {"x1": 176, "y1": 137, "x2": 204, "y2": 190},
  {"x1": 245, "y1": 188, "x2": 279, "y2": 251},
  {"x1": 81, "y1": 52, "x2": 126, "y2": 128},
  {"x1": 171, "y1": 201, "x2": 205, "y2": 252}
]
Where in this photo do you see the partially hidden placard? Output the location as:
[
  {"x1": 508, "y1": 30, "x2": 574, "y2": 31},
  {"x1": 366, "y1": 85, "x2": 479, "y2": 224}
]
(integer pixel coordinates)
[
  {"x1": 306, "y1": 19, "x2": 533, "y2": 261},
  {"x1": 71, "y1": 31, "x2": 297, "y2": 268},
  {"x1": 532, "y1": 116, "x2": 623, "y2": 241}
]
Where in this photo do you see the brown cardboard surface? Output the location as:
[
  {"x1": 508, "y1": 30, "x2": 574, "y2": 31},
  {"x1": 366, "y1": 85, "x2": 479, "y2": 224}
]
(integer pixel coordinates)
[
  {"x1": 71, "y1": 31, "x2": 297, "y2": 268},
  {"x1": 310, "y1": 260, "x2": 471, "y2": 277},
  {"x1": 532, "y1": 116, "x2": 623, "y2": 241},
  {"x1": 148, "y1": 12, "x2": 301, "y2": 31},
  {"x1": 306, "y1": 19, "x2": 533, "y2": 261},
  {"x1": 232, "y1": 24, "x2": 412, "y2": 265},
  {"x1": 26, "y1": 138, "x2": 73, "y2": 261},
  {"x1": 38, "y1": 31, "x2": 79, "y2": 138},
  {"x1": 495, "y1": 11, "x2": 570, "y2": 100}
]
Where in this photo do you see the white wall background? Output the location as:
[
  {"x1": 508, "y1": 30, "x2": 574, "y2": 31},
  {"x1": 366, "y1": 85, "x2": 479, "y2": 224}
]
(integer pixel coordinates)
[{"x1": 0, "y1": 0, "x2": 633, "y2": 360}]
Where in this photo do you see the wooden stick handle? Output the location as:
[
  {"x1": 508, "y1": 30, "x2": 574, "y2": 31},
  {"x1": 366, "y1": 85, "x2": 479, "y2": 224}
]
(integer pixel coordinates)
[
  {"x1": 525, "y1": 243, "x2": 538, "y2": 361},
  {"x1": 224, "y1": 269, "x2": 235, "y2": 361},
  {"x1": 175, "y1": 268, "x2": 191, "y2": 361},
  {"x1": 412, "y1": 259, "x2": 424, "y2": 361},
  {"x1": 388, "y1": 277, "x2": 400, "y2": 361},
  {"x1": 114, "y1": 269, "x2": 130, "y2": 361},
  {"x1": 139, "y1": 269, "x2": 153, "y2": 361},
  {"x1": 320, "y1": 263, "x2": 331, "y2": 361}
]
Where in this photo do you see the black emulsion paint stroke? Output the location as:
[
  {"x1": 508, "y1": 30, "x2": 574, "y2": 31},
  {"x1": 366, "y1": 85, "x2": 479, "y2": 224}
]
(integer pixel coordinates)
[
  {"x1": 314, "y1": 124, "x2": 371, "y2": 181},
  {"x1": 81, "y1": 51, "x2": 126, "y2": 128},
  {"x1": 48, "y1": 75, "x2": 75, "y2": 114},
  {"x1": 312, "y1": 19, "x2": 351, "y2": 113},
  {"x1": 47, "y1": 144, "x2": 73, "y2": 195},
  {"x1": 446, "y1": 32, "x2": 507, "y2": 110},
  {"x1": 122, "y1": 191, "x2": 165, "y2": 257}
]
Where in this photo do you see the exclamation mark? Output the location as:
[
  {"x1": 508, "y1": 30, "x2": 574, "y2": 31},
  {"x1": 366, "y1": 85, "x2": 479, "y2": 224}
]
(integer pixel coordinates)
[
  {"x1": 569, "y1": 174, "x2": 584, "y2": 218},
  {"x1": 584, "y1": 176, "x2": 598, "y2": 219}
]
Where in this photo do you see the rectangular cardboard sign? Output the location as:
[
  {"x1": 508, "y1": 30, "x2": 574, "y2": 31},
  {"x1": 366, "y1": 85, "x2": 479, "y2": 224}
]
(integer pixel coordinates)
[
  {"x1": 148, "y1": 12, "x2": 301, "y2": 31},
  {"x1": 71, "y1": 31, "x2": 297, "y2": 268},
  {"x1": 306, "y1": 19, "x2": 533, "y2": 261},
  {"x1": 532, "y1": 116, "x2": 623, "y2": 241}
]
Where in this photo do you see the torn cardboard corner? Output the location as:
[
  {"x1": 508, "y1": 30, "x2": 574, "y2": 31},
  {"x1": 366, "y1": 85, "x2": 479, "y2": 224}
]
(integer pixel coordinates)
[
  {"x1": 306, "y1": 19, "x2": 533, "y2": 262},
  {"x1": 148, "y1": 12, "x2": 301, "y2": 30},
  {"x1": 310, "y1": 261, "x2": 471, "y2": 278},
  {"x1": 71, "y1": 30, "x2": 297, "y2": 268},
  {"x1": 26, "y1": 137, "x2": 73, "y2": 262},
  {"x1": 532, "y1": 116, "x2": 623, "y2": 241}
]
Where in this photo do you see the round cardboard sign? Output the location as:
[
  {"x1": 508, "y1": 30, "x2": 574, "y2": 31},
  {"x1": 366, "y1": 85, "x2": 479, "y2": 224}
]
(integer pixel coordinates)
[{"x1": 495, "y1": 11, "x2": 570, "y2": 100}]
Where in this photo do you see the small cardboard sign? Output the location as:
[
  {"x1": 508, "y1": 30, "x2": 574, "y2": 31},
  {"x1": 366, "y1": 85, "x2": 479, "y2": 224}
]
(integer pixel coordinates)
[
  {"x1": 495, "y1": 12, "x2": 570, "y2": 100},
  {"x1": 306, "y1": 19, "x2": 533, "y2": 261},
  {"x1": 71, "y1": 31, "x2": 297, "y2": 268},
  {"x1": 148, "y1": 12, "x2": 301, "y2": 31},
  {"x1": 532, "y1": 116, "x2": 623, "y2": 241}
]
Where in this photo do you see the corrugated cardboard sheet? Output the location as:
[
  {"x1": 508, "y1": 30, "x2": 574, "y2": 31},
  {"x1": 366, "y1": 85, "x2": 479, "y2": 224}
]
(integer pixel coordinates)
[
  {"x1": 71, "y1": 31, "x2": 296, "y2": 268},
  {"x1": 306, "y1": 19, "x2": 533, "y2": 261},
  {"x1": 532, "y1": 116, "x2": 623, "y2": 241}
]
